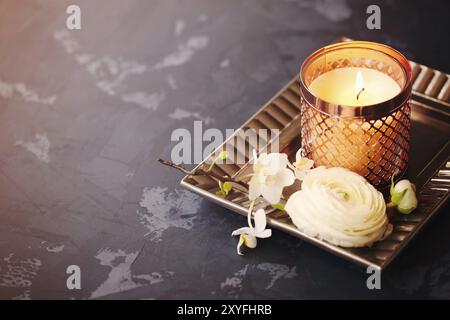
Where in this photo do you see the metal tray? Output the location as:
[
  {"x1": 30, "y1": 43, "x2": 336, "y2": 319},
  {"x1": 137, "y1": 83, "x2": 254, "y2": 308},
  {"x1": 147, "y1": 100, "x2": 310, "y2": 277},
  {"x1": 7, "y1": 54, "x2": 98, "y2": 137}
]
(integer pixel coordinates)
[{"x1": 180, "y1": 54, "x2": 450, "y2": 271}]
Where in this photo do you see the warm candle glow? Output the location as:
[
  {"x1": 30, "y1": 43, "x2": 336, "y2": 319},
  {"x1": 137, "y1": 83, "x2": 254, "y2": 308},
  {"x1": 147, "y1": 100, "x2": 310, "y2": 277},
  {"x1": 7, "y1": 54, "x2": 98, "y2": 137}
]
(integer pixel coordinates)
[
  {"x1": 355, "y1": 70, "x2": 364, "y2": 94},
  {"x1": 355, "y1": 71, "x2": 365, "y2": 100},
  {"x1": 307, "y1": 67, "x2": 402, "y2": 177},
  {"x1": 308, "y1": 67, "x2": 401, "y2": 106}
]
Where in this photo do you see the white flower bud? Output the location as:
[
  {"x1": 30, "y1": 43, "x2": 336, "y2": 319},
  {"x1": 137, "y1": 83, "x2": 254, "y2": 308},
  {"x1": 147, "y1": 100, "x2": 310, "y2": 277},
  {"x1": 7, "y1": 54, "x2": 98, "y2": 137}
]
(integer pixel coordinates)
[{"x1": 390, "y1": 179, "x2": 418, "y2": 214}]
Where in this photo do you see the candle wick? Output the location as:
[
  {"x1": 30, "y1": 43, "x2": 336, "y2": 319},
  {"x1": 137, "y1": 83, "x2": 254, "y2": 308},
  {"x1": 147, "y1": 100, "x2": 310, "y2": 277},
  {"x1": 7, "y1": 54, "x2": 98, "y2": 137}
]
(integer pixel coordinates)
[{"x1": 356, "y1": 88, "x2": 365, "y2": 100}]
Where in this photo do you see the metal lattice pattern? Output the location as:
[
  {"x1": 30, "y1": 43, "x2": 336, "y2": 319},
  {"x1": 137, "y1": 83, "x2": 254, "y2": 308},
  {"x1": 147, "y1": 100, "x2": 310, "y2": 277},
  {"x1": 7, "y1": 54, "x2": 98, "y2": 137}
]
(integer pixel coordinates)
[
  {"x1": 301, "y1": 102, "x2": 411, "y2": 186},
  {"x1": 301, "y1": 54, "x2": 411, "y2": 186}
]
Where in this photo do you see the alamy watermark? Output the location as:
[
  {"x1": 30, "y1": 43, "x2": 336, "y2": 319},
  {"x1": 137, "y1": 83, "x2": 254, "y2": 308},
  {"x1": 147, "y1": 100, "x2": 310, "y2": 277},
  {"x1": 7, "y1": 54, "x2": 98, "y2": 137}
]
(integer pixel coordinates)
[
  {"x1": 366, "y1": 5, "x2": 381, "y2": 30},
  {"x1": 66, "y1": 265, "x2": 81, "y2": 290},
  {"x1": 366, "y1": 266, "x2": 381, "y2": 290},
  {"x1": 66, "y1": 4, "x2": 81, "y2": 30},
  {"x1": 170, "y1": 121, "x2": 280, "y2": 165}
]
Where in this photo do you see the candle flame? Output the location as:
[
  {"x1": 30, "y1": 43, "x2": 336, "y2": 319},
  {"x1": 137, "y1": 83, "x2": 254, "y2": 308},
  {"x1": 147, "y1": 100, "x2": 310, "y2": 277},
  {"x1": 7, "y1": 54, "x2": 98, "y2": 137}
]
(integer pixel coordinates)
[{"x1": 355, "y1": 70, "x2": 364, "y2": 95}]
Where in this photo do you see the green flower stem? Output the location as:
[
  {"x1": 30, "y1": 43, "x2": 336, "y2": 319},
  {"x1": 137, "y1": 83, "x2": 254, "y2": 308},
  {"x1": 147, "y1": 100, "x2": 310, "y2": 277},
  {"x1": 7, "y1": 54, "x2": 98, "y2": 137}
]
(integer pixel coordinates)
[
  {"x1": 207, "y1": 151, "x2": 229, "y2": 172},
  {"x1": 207, "y1": 158, "x2": 217, "y2": 172},
  {"x1": 386, "y1": 202, "x2": 397, "y2": 209},
  {"x1": 272, "y1": 202, "x2": 285, "y2": 211},
  {"x1": 157, "y1": 158, "x2": 248, "y2": 190}
]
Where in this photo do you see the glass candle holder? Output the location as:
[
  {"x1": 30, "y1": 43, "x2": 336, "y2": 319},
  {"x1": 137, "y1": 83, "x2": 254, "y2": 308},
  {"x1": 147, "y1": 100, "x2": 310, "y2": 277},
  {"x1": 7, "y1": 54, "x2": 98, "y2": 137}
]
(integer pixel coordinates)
[{"x1": 299, "y1": 41, "x2": 412, "y2": 186}]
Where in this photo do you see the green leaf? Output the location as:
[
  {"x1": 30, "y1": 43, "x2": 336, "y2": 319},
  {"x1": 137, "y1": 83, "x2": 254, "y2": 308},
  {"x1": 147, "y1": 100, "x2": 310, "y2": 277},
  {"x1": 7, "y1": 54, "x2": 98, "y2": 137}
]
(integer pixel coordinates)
[
  {"x1": 390, "y1": 174, "x2": 408, "y2": 205},
  {"x1": 217, "y1": 150, "x2": 229, "y2": 161},
  {"x1": 390, "y1": 174, "x2": 395, "y2": 196},
  {"x1": 272, "y1": 203, "x2": 285, "y2": 211},
  {"x1": 391, "y1": 188, "x2": 407, "y2": 205},
  {"x1": 216, "y1": 180, "x2": 232, "y2": 198},
  {"x1": 222, "y1": 182, "x2": 233, "y2": 196}
]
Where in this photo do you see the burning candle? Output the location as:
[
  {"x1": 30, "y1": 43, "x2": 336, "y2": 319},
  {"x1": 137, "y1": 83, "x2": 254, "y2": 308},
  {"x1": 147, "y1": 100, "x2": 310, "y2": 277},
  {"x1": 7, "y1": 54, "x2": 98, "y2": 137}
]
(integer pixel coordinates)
[
  {"x1": 308, "y1": 67, "x2": 401, "y2": 106},
  {"x1": 299, "y1": 41, "x2": 412, "y2": 186}
]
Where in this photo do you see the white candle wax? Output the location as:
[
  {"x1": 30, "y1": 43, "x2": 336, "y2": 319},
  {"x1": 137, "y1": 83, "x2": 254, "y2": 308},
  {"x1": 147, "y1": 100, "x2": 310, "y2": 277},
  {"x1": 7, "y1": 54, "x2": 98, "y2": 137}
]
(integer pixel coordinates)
[{"x1": 308, "y1": 67, "x2": 400, "y2": 106}]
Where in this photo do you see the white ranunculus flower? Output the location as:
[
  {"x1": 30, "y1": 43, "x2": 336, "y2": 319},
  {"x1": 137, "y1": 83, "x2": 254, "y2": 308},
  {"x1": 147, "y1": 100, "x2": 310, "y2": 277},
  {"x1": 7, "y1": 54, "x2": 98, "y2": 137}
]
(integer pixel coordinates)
[
  {"x1": 285, "y1": 167, "x2": 392, "y2": 248},
  {"x1": 248, "y1": 151, "x2": 295, "y2": 205}
]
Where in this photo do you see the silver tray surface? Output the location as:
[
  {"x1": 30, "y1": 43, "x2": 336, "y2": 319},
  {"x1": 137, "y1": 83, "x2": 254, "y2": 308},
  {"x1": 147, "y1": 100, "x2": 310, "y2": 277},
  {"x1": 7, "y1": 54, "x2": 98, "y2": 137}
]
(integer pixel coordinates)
[{"x1": 180, "y1": 55, "x2": 450, "y2": 271}]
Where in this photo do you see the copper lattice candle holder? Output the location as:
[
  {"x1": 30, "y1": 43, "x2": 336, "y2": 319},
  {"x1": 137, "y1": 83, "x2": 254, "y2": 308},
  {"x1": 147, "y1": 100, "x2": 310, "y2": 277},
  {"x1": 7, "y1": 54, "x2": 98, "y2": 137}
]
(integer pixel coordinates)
[{"x1": 300, "y1": 41, "x2": 412, "y2": 186}]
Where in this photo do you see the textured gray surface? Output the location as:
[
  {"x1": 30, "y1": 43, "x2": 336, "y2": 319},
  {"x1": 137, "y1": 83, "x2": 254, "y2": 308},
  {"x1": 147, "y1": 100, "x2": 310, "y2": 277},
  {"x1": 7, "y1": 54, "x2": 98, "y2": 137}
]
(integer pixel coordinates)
[{"x1": 0, "y1": 0, "x2": 449, "y2": 299}]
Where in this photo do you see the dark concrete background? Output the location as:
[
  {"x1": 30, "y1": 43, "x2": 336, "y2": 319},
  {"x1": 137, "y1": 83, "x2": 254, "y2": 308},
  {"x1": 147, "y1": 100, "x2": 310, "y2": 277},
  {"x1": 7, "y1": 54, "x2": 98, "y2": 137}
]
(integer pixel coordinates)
[{"x1": 0, "y1": 0, "x2": 449, "y2": 299}]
